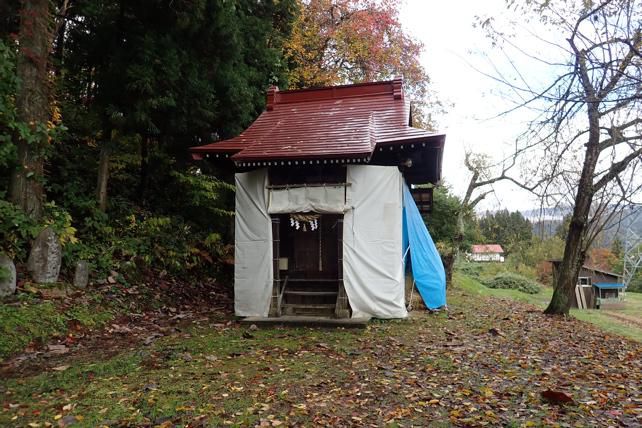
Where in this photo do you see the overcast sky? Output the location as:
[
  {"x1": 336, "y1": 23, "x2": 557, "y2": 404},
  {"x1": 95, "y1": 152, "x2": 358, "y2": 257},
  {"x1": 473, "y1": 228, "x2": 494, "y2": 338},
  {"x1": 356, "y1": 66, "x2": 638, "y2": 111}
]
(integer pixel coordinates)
[{"x1": 399, "y1": 0, "x2": 558, "y2": 212}]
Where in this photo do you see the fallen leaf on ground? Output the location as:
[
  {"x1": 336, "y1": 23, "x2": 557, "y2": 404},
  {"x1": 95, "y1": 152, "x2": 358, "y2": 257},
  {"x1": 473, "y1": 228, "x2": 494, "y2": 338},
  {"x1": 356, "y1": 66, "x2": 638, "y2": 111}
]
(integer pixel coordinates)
[
  {"x1": 47, "y1": 345, "x2": 69, "y2": 355},
  {"x1": 488, "y1": 327, "x2": 505, "y2": 337},
  {"x1": 542, "y1": 389, "x2": 574, "y2": 405},
  {"x1": 52, "y1": 365, "x2": 70, "y2": 372}
]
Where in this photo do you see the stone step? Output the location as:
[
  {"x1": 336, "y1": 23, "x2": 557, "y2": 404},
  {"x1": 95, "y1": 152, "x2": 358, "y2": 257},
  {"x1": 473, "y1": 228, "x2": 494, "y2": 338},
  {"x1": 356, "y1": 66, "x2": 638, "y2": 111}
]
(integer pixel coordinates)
[
  {"x1": 282, "y1": 303, "x2": 336, "y2": 310},
  {"x1": 282, "y1": 303, "x2": 336, "y2": 317},
  {"x1": 283, "y1": 290, "x2": 338, "y2": 296},
  {"x1": 242, "y1": 316, "x2": 370, "y2": 329}
]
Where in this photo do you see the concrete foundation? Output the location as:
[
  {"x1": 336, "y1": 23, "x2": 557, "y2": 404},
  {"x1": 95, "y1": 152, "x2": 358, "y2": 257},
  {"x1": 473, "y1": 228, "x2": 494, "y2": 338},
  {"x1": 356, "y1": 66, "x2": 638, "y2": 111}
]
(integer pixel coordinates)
[{"x1": 241, "y1": 316, "x2": 370, "y2": 329}]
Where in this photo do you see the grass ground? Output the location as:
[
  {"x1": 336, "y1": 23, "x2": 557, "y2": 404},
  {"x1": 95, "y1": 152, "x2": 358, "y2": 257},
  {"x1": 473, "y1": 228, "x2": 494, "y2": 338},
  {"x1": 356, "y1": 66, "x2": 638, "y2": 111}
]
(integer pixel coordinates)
[
  {"x1": 455, "y1": 270, "x2": 642, "y2": 343},
  {"x1": 454, "y1": 272, "x2": 553, "y2": 308},
  {"x1": 1, "y1": 282, "x2": 641, "y2": 427},
  {"x1": 572, "y1": 292, "x2": 642, "y2": 342}
]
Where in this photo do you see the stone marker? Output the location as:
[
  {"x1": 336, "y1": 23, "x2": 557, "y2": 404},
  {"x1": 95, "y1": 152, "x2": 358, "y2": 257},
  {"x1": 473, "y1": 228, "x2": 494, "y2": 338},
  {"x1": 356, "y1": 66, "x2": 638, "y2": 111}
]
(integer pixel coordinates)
[
  {"x1": 0, "y1": 254, "x2": 17, "y2": 297},
  {"x1": 27, "y1": 227, "x2": 62, "y2": 284},
  {"x1": 73, "y1": 261, "x2": 89, "y2": 288}
]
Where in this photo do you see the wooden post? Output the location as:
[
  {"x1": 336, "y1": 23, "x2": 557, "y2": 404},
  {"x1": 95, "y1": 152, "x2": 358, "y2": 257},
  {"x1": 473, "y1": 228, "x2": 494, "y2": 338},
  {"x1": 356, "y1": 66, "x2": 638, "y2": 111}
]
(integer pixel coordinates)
[
  {"x1": 96, "y1": 144, "x2": 111, "y2": 211},
  {"x1": 269, "y1": 217, "x2": 281, "y2": 317},
  {"x1": 335, "y1": 218, "x2": 350, "y2": 318}
]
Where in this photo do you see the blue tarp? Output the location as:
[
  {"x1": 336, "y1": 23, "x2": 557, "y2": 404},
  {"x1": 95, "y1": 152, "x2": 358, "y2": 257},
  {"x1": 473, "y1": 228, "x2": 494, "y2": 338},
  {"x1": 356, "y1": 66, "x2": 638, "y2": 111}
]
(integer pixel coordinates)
[
  {"x1": 594, "y1": 282, "x2": 625, "y2": 289},
  {"x1": 402, "y1": 183, "x2": 447, "y2": 309}
]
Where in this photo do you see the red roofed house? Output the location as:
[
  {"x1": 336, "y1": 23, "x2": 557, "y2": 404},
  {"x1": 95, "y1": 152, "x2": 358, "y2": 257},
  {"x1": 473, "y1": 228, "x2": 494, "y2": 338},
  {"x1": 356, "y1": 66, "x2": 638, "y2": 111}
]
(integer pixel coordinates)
[
  {"x1": 190, "y1": 79, "x2": 446, "y2": 320},
  {"x1": 469, "y1": 244, "x2": 505, "y2": 263}
]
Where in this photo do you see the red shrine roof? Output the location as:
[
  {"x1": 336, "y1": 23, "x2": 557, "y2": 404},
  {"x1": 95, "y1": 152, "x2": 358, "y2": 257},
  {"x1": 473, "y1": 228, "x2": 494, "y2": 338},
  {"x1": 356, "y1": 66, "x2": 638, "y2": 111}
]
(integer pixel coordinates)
[
  {"x1": 471, "y1": 244, "x2": 505, "y2": 254},
  {"x1": 189, "y1": 79, "x2": 445, "y2": 165}
]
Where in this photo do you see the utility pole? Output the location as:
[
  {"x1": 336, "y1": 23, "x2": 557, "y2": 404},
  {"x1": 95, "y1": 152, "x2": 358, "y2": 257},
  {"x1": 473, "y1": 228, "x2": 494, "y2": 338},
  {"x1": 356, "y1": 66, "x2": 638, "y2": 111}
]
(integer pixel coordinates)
[{"x1": 623, "y1": 226, "x2": 642, "y2": 296}]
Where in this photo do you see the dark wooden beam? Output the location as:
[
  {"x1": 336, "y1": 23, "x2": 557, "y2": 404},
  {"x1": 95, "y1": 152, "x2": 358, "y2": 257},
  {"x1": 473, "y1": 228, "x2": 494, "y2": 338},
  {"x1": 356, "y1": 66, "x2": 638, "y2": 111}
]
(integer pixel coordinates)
[
  {"x1": 269, "y1": 217, "x2": 281, "y2": 317},
  {"x1": 335, "y1": 218, "x2": 350, "y2": 318}
]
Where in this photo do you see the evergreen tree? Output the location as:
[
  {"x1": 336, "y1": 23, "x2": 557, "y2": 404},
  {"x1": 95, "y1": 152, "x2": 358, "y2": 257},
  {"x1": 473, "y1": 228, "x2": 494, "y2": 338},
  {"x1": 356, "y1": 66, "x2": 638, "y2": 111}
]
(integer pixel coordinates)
[
  {"x1": 611, "y1": 237, "x2": 624, "y2": 259},
  {"x1": 426, "y1": 186, "x2": 480, "y2": 251},
  {"x1": 479, "y1": 209, "x2": 532, "y2": 254},
  {"x1": 1, "y1": 0, "x2": 299, "y2": 275},
  {"x1": 57, "y1": 0, "x2": 298, "y2": 205}
]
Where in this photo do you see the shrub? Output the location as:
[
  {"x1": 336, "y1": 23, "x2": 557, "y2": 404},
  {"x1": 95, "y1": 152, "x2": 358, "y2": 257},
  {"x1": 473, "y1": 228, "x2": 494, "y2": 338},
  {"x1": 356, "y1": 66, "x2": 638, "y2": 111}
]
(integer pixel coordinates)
[
  {"x1": 0, "y1": 200, "x2": 38, "y2": 260},
  {"x1": 0, "y1": 200, "x2": 78, "y2": 261},
  {"x1": 484, "y1": 272, "x2": 542, "y2": 294},
  {"x1": 63, "y1": 209, "x2": 230, "y2": 279},
  {"x1": 628, "y1": 275, "x2": 642, "y2": 293},
  {"x1": 0, "y1": 39, "x2": 18, "y2": 170},
  {"x1": 536, "y1": 260, "x2": 553, "y2": 285},
  {"x1": 510, "y1": 263, "x2": 538, "y2": 280},
  {"x1": 454, "y1": 261, "x2": 483, "y2": 279}
]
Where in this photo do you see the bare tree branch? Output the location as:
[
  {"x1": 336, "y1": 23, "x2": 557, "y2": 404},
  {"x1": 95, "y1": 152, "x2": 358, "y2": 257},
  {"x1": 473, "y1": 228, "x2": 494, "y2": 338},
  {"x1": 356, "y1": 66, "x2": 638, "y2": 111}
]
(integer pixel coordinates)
[
  {"x1": 594, "y1": 146, "x2": 642, "y2": 190},
  {"x1": 477, "y1": 0, "x2": 642, "y2": 315}
]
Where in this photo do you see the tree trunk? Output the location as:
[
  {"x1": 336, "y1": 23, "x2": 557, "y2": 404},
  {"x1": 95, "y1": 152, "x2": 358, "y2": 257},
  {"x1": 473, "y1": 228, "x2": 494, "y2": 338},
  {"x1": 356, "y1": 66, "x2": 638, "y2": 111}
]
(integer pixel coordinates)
[
  {"x1": 446, "y1": 210, "x2": 466, "y2": 288},
  {"x1": 138, "y1": 137, "x2": 150, "y2": 202},
  {"x1": 442, "y1": 252, "x2": 455, "y2": 287},
  {"x1": 10, "y1": 142, "x2": 45, "y2": 219},
  {"x1": 544, "y1": 212, "x2": 589, "y2": 315},
  {"x1": 544, "y1": 151, "x2": 600, "y2": 314},
  {"x1": 9, "y1": 0, "x2": 52, "y2": 220},
  {"x1": 545, "y1": 69, "x2": 601, "y2": 315},
  {"x1": 52, "y1": 3, "x2": 67, "y2": 76},
  {"x1": 96, "y1": 144, "x2": 111, "y2": 212}
]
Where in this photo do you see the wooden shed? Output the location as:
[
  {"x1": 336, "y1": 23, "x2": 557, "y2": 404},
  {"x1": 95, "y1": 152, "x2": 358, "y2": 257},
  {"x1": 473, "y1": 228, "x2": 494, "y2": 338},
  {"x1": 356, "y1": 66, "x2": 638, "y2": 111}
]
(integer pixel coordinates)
[
  {"x1": 550, "y1": 261, "x2": 624, "y2": 309},
  {"x1": 190, "y1": 79, "x2": 447, "y2": 319}
]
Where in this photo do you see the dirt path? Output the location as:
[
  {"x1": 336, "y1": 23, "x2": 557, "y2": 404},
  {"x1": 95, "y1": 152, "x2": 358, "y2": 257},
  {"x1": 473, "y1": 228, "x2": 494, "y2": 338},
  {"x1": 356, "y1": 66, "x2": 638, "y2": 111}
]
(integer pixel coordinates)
[{"x1": 602, "y1": 310, "x2": 642, "y2": 329}]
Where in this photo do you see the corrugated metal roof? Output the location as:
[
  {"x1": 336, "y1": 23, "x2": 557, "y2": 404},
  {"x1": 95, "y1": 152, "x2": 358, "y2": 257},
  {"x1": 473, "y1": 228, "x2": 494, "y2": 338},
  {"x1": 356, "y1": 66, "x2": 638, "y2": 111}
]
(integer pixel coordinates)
[
  {"x1": 549, "y1": 260, "x2": 622, "y2": 279},
  {"x1": 471, "y1": 244, "x2": 505, "y2": 254},
  {"x1": 594, "y1": 282, "x2": 625, "y2": 289},
  {"x1": 189, "y1": 79, "x2": 444, "y2": 163}
]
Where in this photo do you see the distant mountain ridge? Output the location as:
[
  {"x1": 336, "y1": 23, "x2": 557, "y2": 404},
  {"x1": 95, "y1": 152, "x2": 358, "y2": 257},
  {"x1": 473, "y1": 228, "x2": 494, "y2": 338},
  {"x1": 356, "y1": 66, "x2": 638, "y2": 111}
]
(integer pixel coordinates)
[
  {"x1": 483, "y1": 206, "x2": 642, "y2": 245},
  {"x1": 521, "y1": 207, "x2": 569, "y2": 222}
]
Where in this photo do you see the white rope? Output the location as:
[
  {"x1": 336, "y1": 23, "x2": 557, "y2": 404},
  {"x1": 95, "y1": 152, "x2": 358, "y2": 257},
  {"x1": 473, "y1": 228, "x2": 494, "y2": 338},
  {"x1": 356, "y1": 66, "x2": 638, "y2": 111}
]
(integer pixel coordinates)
[
  {"x1": 402, "y1": 246, "x2": 410, "y2": 263},
  {"x1": 407, "y1": 278, "x2": 416, "y2": 311}
]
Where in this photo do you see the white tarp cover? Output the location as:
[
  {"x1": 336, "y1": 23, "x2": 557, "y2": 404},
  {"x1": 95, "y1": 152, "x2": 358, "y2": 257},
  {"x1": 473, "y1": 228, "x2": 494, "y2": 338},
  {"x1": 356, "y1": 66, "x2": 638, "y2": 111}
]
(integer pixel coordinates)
[
  {"x1": 343, "y1": 165, "x2": 407, "y2": 319},
  {"x1": 268, "y1": 185, "x2": 348, "y2": 214},
  {"x1": 234, "y1": 169, "x2": 273, "y2": 317},
  {"x1": 233, "y1": 165, "x2": 406, "y2": 319}
]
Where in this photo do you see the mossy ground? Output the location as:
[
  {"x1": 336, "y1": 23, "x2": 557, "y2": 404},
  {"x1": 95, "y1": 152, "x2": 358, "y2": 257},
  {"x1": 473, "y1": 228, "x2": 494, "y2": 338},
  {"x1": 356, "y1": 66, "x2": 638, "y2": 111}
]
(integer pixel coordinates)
[{"x1": 0, "y1": 292, "x2": 114, "y2": 359}]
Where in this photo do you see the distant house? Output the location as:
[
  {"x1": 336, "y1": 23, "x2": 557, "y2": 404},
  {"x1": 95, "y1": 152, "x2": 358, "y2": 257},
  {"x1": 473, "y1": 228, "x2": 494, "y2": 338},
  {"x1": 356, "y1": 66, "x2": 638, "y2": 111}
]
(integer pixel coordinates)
[
  {"x1": 550, "y1": 261, "x2": 625, "y2": 309},
  {"x1": 469, "y1": 244, "x2": 505, "y2": 262}
]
